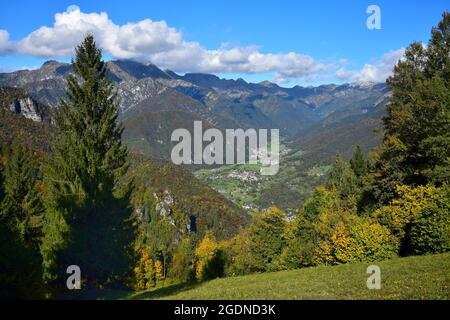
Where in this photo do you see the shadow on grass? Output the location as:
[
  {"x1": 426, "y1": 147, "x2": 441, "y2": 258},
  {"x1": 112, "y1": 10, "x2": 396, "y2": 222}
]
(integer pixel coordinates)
[
  {"x1": 53, "y1": 282, "x2": 202, "y2": 300},
  {"x1": 56, "y1": 288, "x2": 132, "y2": 300},
  {"x1": 127, "y1": 282, "x2": 201, "y2": 300}
]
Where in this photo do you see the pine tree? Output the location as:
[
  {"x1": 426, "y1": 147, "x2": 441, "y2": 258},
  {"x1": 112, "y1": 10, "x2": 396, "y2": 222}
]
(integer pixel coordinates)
[
  {"x1": 40, "y1": 35, "x2": 135, "y2": 290},
  {"x1": 350, "y1": 145, "x2": 367, "y2": 178},
  {"x1": 369, "y1": 12, "x2": 450, "y2": 204},
  {"x1": 1, "y1": 142, "x2": 43, "y2": 247}
]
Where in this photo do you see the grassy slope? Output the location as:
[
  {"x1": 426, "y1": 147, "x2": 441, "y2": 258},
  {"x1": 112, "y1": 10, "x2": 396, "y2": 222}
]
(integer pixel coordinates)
[{"x1": 127, "y1": 253, "x2": 450, "y2": 300}]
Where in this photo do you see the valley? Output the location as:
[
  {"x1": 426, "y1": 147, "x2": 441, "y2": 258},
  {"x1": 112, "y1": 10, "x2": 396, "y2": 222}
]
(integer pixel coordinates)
[{"x1": 0, "y1": 59, "x2": 389, "y2": 213}]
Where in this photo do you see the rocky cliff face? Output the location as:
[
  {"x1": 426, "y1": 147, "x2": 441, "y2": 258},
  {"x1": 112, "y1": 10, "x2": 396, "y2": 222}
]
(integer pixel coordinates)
[
  {"x1": 0, "y1": 86, "x2": 54, "y2": 152},
  {"x1": 0, "y1": 86, "x2": 51, "y2": 122},
  {"x1": 9, "y1": 96, "x2": 45, "y2": 122}
]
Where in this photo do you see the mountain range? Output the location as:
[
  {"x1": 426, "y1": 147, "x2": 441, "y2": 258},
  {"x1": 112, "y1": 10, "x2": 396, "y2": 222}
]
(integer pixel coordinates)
[{"x1": 0, "y1": 59, "x2": 390, "y2": 213}]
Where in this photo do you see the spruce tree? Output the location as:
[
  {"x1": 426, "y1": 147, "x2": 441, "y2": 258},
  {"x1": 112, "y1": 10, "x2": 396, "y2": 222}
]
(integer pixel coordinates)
[
  {"x1": 41, "y1": 35, "x2": 135, "y2": 290},
  {"x1": 326, "y1": 154, "x2": 358, "y2": 200},
  {"x1": 350, "y1": 145, "x2": 367, "y2": 178},
  {"x1": 1, "y1": 142, "x2": 43, "y2": 247},
  {"x1": 0, "y1": 143, "x2": 44, "y2": 298}
]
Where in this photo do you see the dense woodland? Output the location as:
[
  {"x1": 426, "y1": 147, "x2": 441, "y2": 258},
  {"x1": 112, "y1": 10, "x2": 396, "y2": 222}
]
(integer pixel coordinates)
[{"x1": 0, "y1": 12, "x2": 449, "y2": 298}]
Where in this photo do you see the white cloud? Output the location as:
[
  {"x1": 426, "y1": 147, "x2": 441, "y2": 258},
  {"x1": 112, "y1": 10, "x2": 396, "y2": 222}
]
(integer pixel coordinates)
[
  {"x1": 0, "y1": 5, "x2": 403, "y2": 84},
  {"x1": 336, "y1": 48, "x2": 405, "y2": 83},
  {"x1": 0, "y1": 29, "x2": 11, "y2": 55}
]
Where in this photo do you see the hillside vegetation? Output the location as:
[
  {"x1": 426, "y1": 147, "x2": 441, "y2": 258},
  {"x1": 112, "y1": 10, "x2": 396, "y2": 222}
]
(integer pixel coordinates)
[
  {"x1": 126, "y1": 153, "x2": 249, "y2": 241},
  {"x1": 127, "y1": 253, "x2": 450, "y2": 300}
]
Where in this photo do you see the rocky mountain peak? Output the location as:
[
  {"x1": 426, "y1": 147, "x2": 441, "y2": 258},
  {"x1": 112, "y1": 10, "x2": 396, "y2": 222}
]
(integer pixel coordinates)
[
  {"x1": 110, "y1": 60, "x2": 172, "y2": 80},
  {"x1": 259, "y1": 80, "x2": 276, "y2": 87},
  {"x1": 41, "y1": 60, "x2": 60, "y2": 67},
  {"x1": 164, "y1": 70, "x2": 182, "y2": 79}
]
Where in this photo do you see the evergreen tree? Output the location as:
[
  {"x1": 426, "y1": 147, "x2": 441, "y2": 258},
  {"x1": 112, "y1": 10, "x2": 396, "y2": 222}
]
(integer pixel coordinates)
[
  {"x1": 0, "y1": 221, "x2": 44, "y2": 299},
  {"x1": 350, "y1": 145, "x2": 367, "y2": 178},
  {"x1": 0, "y1": 143, "x2": 44, "y2": 299},
  {"x1": 40, "y1": 35, "x2": 135, "y2": 290},
  {"x1": 326, "y1": 154, "x2": 358, "y2": 200},
  {"x1": 369, "y1": 12, "x2": 450, "y2": 204},
  {"x1": 1, "y1": 142, "x2": 43, "y2": 247},
  {"x1": 0, "y1": 145, "x2": 5, "y2": 204}
]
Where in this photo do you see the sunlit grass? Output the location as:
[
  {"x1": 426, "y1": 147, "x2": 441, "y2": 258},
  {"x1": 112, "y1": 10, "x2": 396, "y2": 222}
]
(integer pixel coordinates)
[{"x1": 126, "y1": 253, "x2": 450, "y2": 300}]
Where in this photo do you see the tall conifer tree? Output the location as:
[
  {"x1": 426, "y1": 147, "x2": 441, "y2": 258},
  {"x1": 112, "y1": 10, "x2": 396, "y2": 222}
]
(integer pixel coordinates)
[{"x1": 41, "y1": 35, "x2": 135, "y2": 290}]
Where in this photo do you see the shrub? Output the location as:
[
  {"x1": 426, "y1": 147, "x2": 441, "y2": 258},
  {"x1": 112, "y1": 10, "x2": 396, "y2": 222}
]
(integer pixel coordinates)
[
  {"x1": 245, "y1": 207, "x2": 287, "y2": 272},
  {"x1": 408, "y1": 206, "x2": 450, "y2": 255},
  {"x1": 280, "y1": 239, "x2": 316, "y2": 269},
  {"x1": 315, "y1": 218, "x2": 398, "y2": 265},
  {"x1": 373, "y1": 184, "x2": 450, "y2": 255},
  {"x1": 347, "y1": 218, "x2": 398, "y2": 262}
]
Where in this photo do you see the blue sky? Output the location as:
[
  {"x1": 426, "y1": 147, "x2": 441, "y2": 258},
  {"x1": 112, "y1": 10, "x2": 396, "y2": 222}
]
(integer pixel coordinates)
[{"x1": 0, "y1": 0, "x2": 448, "y2": 86}]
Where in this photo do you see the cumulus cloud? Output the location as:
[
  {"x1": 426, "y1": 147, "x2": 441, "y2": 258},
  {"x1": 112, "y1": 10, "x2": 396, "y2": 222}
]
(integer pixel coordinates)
[
  {"x1": 0, "y1": 5, "x2": 334, "y2": 83},
  {"x1": 336, "y1": 48, "x2": 405, "y2": 83},
  {"x1": 0, "y1": 5, "x2": 403, "y2": 84}
]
